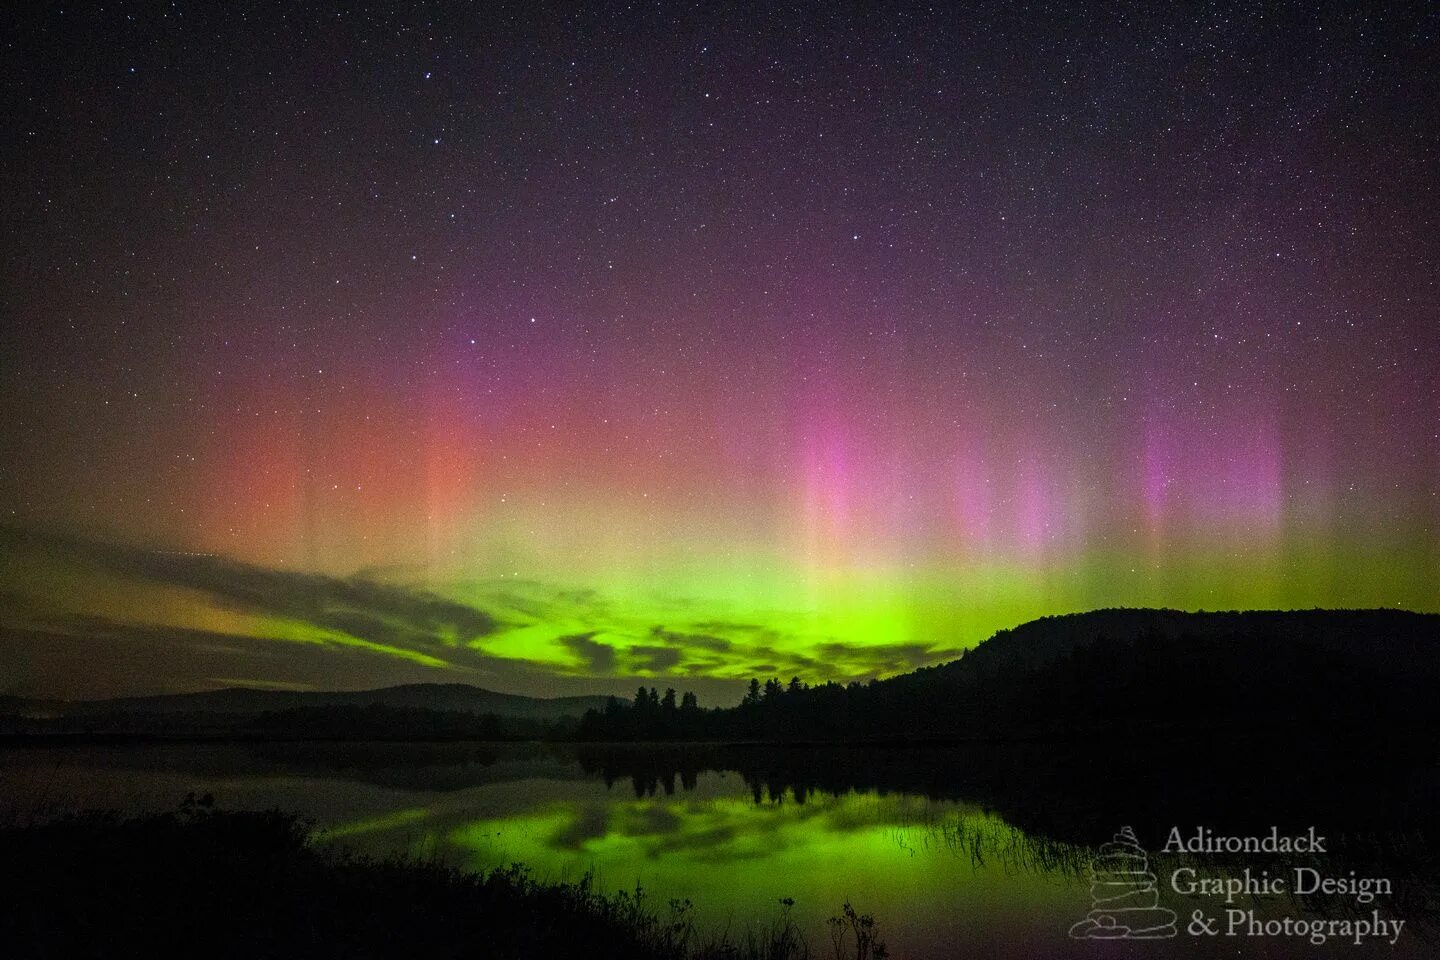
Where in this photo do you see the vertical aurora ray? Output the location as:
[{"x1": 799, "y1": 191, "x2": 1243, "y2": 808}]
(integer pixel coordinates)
[{"x1": 2, "y1": 2, "x2": 1437, "y2": 697}]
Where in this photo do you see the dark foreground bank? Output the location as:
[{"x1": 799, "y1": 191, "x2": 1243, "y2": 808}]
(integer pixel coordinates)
[{"x1": 0, "y1": 804, "x2": 885, "y2": 960}]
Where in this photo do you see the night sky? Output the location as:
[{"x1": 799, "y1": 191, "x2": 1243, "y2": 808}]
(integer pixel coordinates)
[{"x1": 3, "y1": 3, "x2": 1438, "y2": 700}]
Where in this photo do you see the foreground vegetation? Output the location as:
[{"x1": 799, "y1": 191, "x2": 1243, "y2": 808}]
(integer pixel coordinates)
[{"x1": 0, "y1": 803, "x2": 886, "y2": 960}]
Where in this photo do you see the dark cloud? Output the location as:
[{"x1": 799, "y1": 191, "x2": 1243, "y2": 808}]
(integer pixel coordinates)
[
  {"x1": 679, "y1": 656, "x2": 732, "y2": 673},
  {"x1": 732, "y1": 642, "x2": 939, "y2": 683},
  {"x1": 0, "y1": 526, "x2": 937, "y2": 704},
  {"x1": 46, "y1": 615, "x2": 291, "y2": 659},
  {"x1": 626, "y1": 645, "x2": 683, "y2": 672},
  {"x1": 647, "y1": 625, "x2": 732, "y2": 652},
  {"x1": 0, "y1": 619, "x2": 459, "y2": 701},
  {"x1": 319, "y1": 610, "x2": 438, "y2": 652},
  {"x1": 478, "y1": 583, "x2": 611, "y2": 622},
  {"x1": 558, "y1": 632, "x2": 615, "y2": 674},
  {"x1": 814, "y1": 642, "x2": 938, "y2": 674},
  {"x1": 0, "y1": 527, "x2": 501, "y2": 656},
  {"x1": 482, "y1": 589, "x2": 563, "y2": 621}
]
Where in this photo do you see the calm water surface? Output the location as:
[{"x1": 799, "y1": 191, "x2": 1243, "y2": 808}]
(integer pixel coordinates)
[{"x1": 1, "y1": 742, "x2": 1434, "y2": 959}]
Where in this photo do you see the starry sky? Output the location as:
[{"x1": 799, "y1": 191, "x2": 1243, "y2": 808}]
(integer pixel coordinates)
[{"x1": 2, "y1": 2, "x2": 1438, "y2": 701}]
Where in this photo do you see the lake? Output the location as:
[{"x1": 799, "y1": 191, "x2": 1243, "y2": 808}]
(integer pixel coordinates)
[{"x1": 1, "y1": 740, "x2": 1435, "y2": 959}]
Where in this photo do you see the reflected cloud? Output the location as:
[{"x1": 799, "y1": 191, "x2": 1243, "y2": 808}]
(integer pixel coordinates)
[
  {"x1": 467, "y1": 787, "x2": 950, "y2": 868},
  {"x1": 549, "y1": 802, "x2": 612, "y2": 851}
]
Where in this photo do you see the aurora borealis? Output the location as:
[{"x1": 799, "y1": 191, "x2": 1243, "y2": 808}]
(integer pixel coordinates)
[{"x1": 2, "y1": 3, "x2": 1437, "y2": 699}]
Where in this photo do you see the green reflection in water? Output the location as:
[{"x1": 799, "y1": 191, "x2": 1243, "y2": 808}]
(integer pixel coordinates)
[
  {"x1": 420, "y1": 780, "x2": 1080, "y2": 957},
  {"x1": 6, "y1": 745, "x2": 1433, "y2": 958}
]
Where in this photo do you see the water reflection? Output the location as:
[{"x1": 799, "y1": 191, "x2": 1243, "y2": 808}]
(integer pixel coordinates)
[{"x1": 1, "y1": 740, "x2": 1436, "y2": 958}]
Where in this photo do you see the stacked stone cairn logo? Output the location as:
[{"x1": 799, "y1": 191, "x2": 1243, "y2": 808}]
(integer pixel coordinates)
[{"x1": 1069, "y1": 826, "x2": 1178, "y2": 939}]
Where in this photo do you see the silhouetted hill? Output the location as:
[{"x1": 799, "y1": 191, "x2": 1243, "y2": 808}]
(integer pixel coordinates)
[
  {"x1": 579, "y1": 608, "x2": 1440, "y2": 744},
  {"x1": 1, "y1": 683, "x2": 609, "y2": 723},
  {"x1": 948, "y1": 607, "x2": 1439, "y2": 679}
]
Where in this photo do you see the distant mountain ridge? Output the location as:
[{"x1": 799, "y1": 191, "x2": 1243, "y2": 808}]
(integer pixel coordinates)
[
  {"x1": 943, "y1": 606, "x2": 1439, "y2": 676},
  {"x1": 1, "y1": 683, "x2": 611, "y2": 722}
]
